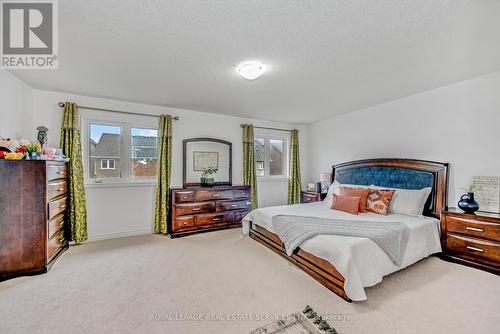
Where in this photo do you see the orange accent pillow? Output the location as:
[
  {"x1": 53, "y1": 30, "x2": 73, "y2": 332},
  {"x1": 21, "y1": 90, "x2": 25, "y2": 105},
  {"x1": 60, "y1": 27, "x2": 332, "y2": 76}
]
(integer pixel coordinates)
[
  {"x1": 367, "y1": 189, "x2": 396, "y2": 215},
  {"x1": 339, "y1": 186, "x2": 370, "y2": 213},
  {"x1": 331, "y1": 194, "x2": 361, "y2": 215}
]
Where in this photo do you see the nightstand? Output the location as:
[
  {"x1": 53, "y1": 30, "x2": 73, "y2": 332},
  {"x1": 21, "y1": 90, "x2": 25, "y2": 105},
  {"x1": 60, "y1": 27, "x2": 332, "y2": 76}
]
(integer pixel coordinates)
[
  {"x1": 301, "y1": 191, "x2": 327, "y2": 203},
  {"x1": 440, "y1": 208, "x2": 500, "y2": 275}
]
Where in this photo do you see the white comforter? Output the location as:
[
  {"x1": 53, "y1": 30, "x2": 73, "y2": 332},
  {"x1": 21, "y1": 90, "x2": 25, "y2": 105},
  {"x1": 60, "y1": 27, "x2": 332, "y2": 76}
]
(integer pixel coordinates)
[{"x1": 242, "y1": 202, "x2": 441, "y2": 301}]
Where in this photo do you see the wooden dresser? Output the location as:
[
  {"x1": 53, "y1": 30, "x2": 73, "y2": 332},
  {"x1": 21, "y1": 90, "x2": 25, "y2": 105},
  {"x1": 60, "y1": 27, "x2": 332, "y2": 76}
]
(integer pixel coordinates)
[
  {"x1": 0, "y1": 160, "x2": 69, "y2": 281},
  {"x1": 169, "y1": 185, "x2": 251, "y2": 238},
  {"x1": 441, "y1": 208, "x2": 500, "y2": 275}
]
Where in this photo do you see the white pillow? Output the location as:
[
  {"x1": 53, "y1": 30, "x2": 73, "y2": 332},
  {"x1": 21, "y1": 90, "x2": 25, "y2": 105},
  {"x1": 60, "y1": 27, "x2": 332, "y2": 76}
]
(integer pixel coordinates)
[
  {"x1": 324, "y1": 180, "x2": 370, "y2": 204},
  {"x1": 370, "y1": 185, "x2": 432, "y2": 216}
]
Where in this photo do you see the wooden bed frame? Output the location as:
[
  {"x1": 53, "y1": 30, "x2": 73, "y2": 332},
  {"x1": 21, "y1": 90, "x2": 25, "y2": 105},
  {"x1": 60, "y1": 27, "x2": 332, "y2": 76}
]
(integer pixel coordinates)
[{"x1": 249, "y1": 158, "x2": 449, "y2": 302}]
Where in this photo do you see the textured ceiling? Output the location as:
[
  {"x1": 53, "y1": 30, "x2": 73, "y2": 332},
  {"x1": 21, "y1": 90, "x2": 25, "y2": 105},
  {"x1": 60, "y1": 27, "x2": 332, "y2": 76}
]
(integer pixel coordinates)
[{"x1": 11, "y1": 0, "x2": 500, "y2": 123}]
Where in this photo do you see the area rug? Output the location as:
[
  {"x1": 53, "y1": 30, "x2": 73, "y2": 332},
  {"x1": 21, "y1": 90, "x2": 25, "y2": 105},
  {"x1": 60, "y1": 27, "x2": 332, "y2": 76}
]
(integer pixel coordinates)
[{"x1": 249, "y1": 306, "x2": 338, "y2": 334}]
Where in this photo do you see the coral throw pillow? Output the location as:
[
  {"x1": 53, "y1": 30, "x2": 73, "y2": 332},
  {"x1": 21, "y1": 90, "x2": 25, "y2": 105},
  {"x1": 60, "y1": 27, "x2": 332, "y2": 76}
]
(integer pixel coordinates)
[
  {"x1": 367, "y1": 189, "x2": 396, "y2": 215},
  {"x1": 339, "y1": 187, "x2": 370, "y2": 212},
  {"x1": 331, "y1": 194, "x2": 361, "y2": 215}
]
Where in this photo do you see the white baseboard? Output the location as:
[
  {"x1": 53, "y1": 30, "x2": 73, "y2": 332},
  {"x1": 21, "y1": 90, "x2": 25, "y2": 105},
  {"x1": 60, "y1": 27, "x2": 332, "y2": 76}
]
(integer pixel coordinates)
[{"x1": 86, "y1": 228, "x2": 153, "y2": 242}]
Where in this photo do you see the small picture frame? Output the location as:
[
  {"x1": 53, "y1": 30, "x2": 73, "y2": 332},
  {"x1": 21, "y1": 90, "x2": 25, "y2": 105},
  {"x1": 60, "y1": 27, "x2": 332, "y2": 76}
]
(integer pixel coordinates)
[{"x1": 307, "y1": 183, "x2": 316, "y2": 192}]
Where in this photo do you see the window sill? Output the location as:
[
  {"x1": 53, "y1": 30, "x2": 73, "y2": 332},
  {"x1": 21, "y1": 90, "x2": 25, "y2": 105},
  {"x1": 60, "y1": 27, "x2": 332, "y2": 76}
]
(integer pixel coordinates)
[
  {"x1": 257, "y1": 177, "x2": 289, "y2": 182},
  {"x1": 85, "y1": 181, "x2": 156, "y2": 189}
]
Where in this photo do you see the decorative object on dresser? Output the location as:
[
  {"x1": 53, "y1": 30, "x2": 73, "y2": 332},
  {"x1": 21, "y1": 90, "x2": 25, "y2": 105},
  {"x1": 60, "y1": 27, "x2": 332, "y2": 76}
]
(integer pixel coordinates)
[
  {"x1": 0, "y1": 160, "x2": 69, "y2": 281},
  {"x1": 169, "y1": 185, "x2": 251, "y2": 238},
  {"x1": 301, "y1": 191, "x2": 327, "y2": 203},
  {"x1": 183, "y1": 138, "x2": 232, "y2": 187},
  {"x1": 457, "y1": 192, "x2": 480, "y2": 214},
  {"x1": 440, "y1": 208, "x2": 499, "y2": 275}
]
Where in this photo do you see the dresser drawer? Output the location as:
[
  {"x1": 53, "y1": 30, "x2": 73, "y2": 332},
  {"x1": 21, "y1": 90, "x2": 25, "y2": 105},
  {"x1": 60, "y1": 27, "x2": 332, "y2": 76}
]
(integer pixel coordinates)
[
  {"x1": 217, "y1": 200, "x2": 251, "y2": 211},
  {"x1": 174, "y1": 190, "x2": 195, "y2": 203},
  {"x1": 47, "y1": 229, "x2": 65, "y2": 260},
  {"x1": 446, "y1": 216, "x2": 500, "y2": 242},
  {"x1": 48, "y1": 197, "x2": 67, "y2": 221},
  {"x1": 47, "y1": 164, "x2": 67, "y2": 182},
  {"x1": 172, "y1": 216, "x2": 195, "y2": 231},
  {"x1": 446, "y1": 233, "x2": 500, "y2": 267},
  {"x1": 196, "y1": 189, "x2": 234, "y2": 202},
  {"x1": 195, "y1": 213, "x2": 232, "y2": 227},
  {"x1": 47, "y1": 181, "x2": 67, "y2": 201},
  {"x1": 48, "y1": 213, "x2": 65, "y2": 239},
  {"x1": 174, "y1": 202, "x2": 215, "y2": 216},
  {"x1": 234, "y1": 188, "x2": 250, "y2": 199}
]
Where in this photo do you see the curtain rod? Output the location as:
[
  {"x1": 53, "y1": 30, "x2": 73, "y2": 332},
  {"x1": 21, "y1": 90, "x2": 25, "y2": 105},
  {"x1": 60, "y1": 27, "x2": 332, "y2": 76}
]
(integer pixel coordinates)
[
  {"x1": 58, "y1": 102, "x2": 179, "y2": 120},
  {"x1": 240, "y1": 124, "x2": 294, "y2": 133}
]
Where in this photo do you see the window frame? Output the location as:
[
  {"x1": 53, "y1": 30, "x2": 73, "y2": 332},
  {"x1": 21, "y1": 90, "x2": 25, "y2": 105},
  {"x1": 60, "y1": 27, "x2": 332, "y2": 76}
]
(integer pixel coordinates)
[
  {"x1": 100, "y1": 159, "x2": 116, "y2": 170},
  {"x1": 81, "y1": 110, "x2": 158, "y2": 186},
  {"x1": 254, "y1": 129, "x2": 290, "y2": 181}
]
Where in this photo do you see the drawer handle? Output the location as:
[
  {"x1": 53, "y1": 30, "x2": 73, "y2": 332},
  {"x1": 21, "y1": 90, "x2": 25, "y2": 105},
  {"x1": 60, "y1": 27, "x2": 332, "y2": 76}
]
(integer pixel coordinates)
[
  {"x1": 465, "y1": 227, "x2": 484, "y2": 232},
  {"x1": 212, "y1": 218, "x2": 221, "y2": 222},
  {"x1": 246, "y1": 202, "x2": 251, "y2": 205},
  {"x1": 466, "y1": 246, "x2": 484, "y2": 252},
  {"x1": 230, "y1": 204, "x2": 238, "y2": 207},
  {"x1": 213, "y1": 194, "x2": 220, "y2": 197},
  {"x1": 58, "y1": 204, "x2": 66, "y2": 209},
  {"x1": 182, "y1": 196, "x2": 188, "y2": 199},
  {"x1": 240, "y1": 192, "x2": 246, "y2": 195},
  {"x1": 58, "y1": 238, "x2": 65, "y2": 243},
  {"x1": 57, "y1": 187, "x2": 65, "y2": 191},
  {"x1": 56, "y1": 171, "x2": 64, "y2": 175},
  {"x1": 192, "y1": 208, "x2": 201, "y2": 211},
  {"x1": 183, "y1": 222, "x2": 188, "y2": 225},
  {"x1": 59, "y1": 221, "x2": 65, "y2": 225}
]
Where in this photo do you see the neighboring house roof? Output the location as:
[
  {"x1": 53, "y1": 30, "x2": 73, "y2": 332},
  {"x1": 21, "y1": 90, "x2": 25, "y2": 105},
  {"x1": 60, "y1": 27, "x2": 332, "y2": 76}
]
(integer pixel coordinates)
[
  {"x1": 90, "y1": 133, "x2": 157, "y2": 159},
  {"x1": 132, "y1": 136, "x2": 156, "y2": 159},
  {"x1": 90, "y1": 133, "x2": 120, "y2": 158}
]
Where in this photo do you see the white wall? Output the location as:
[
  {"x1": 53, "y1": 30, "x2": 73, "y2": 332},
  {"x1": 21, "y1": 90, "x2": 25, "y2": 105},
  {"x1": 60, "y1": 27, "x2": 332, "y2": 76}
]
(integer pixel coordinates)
[
  {"x1": 309, "y1": 71, "x2": 500, "y2": 207},
  {"x1": 0, "y1": 71, "x2": 33, "y2": 139},
  {"x1": 31, "y1": 89, "x2": 309, "y2": 241}
]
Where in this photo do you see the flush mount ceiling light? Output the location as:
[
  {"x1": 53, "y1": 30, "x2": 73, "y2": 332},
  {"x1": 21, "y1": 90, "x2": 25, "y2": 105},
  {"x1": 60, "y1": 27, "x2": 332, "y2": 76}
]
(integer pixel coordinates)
[{"x1": 236, "y1": 62, "x2": 266, "y2": 80}]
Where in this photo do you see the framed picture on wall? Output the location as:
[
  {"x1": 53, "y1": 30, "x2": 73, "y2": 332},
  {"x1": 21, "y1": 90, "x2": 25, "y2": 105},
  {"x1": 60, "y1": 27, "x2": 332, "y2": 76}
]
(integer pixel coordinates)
[
  {"x1": 193, "y1": 151, "x2": 219, "y2": 171},
  {"x1": 307, "y1": 183, "x2": 316, "y2": 192}
]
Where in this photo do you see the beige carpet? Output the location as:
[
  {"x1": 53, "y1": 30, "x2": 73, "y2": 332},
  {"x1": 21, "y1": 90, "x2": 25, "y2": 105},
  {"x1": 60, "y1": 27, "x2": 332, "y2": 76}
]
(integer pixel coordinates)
[{"x1": 1, "y1": 229, "x2": 499, "y2": 334}]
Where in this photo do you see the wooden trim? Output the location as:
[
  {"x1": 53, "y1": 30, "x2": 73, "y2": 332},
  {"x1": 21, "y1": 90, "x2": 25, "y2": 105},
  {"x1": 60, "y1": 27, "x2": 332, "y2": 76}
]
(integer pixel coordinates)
[
  {"x1": 331, "y1": 158, "x2": 449, "y2": 218},
  {"x1": 183, "y1": 138, "x2": 232, "y2": 188},
  {"x1": 249, "y1": 223, "x2": 351, "y2": 302}
]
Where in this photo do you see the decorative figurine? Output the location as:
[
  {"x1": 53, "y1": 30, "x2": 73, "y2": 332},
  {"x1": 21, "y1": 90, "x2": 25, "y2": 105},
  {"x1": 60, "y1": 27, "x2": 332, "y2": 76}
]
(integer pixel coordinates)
[{"x1": 36, "y1": 126, "x2": 49, "y2": 149}]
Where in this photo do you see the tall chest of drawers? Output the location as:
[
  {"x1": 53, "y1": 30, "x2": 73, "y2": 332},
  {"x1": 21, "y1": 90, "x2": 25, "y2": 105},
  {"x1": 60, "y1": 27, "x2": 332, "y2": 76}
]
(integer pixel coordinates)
[
  {"x1": 0, "y1": 160, "x2": 69, "y2": 281},
  {"x1": 169, "y1": 185, "x2": 251, "y2": 238},
  {"x1": 441, "y1": 209, "x2": 500, "y2": 275}
]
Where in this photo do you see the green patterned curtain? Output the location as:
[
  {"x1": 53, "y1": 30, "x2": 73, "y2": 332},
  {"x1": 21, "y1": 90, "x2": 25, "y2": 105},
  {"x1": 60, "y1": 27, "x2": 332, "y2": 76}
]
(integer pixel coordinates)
[
  {"x1": 154, "y1": 115, "x2": 173, "y2": 234},
  {"x1": 242, "y1": 124, "x2": 258, "y2": 209},
  {"x1": 60, "y1": 102, "x2": 88, "y2": 243},
  {"x1": 288, "y1": 129, "x2": 301, "y2": 204}
]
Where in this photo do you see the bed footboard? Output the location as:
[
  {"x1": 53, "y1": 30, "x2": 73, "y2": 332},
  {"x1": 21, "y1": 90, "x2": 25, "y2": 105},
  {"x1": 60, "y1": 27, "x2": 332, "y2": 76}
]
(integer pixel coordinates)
[{"x1": 249, "y1": 223, "x2": 351, "y2": 302}]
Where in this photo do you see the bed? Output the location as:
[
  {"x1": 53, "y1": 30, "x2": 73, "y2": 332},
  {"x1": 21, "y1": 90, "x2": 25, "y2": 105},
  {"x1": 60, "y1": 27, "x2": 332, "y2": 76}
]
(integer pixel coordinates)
[{"x1": 242, "y1": 158, "x2": 449, "y2": 302}]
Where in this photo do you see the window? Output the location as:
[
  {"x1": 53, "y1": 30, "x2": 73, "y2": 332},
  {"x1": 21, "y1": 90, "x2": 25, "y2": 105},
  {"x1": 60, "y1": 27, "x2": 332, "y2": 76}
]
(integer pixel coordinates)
[
  {"x1": 254, "y1": 132, "x2": 289, "y2": 179},
  {"x1": 89, "y1": 124, "x2": 122, "y2": 179},
  {"x1": 101, "y1": 159, "x2": 115, "y2": 169},
  {"x1": 131, "y1": 128, "x2": 158, "y2": 179},
  {"x1": 82, "y1": 111, "x2": 158, "y2": 184}
]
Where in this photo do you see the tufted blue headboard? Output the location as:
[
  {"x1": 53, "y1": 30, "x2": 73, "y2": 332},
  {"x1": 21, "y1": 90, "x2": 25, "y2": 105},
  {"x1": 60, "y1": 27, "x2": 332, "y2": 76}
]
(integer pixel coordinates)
[{"x1": 332, "y1": 159, "x2": 449, "y2": 218}]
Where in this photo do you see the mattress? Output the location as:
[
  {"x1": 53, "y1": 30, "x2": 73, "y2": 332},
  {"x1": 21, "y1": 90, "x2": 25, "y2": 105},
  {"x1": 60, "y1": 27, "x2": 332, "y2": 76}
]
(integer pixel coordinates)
[{"x1": 242, "y1": 201, "x2": 442, "y2": 301}]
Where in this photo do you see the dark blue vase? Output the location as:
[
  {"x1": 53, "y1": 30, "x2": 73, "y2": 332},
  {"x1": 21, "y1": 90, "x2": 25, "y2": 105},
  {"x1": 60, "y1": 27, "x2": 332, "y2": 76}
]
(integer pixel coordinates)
[{"x1": 458, "y1": 192, "x2": 479, "y2": 214}]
